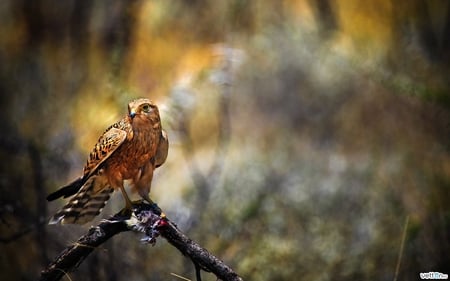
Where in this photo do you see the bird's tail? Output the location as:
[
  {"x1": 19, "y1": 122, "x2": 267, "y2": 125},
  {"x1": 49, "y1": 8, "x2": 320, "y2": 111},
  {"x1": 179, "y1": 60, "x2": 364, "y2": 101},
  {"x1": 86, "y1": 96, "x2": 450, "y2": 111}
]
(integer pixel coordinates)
[
  {"x1": 46, "y1": 177, "x2": 85, "y2": 201},
  {"x1": 48, "y1": 176, "x2": 113, "y2": 224}
]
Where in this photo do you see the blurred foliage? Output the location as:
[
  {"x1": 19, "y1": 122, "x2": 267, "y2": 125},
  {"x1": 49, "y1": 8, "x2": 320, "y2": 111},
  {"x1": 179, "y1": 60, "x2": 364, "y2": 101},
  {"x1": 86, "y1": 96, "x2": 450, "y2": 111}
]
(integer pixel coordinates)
[{"x1": 0, "y1": 0, "x2": 449, "y2": 281}]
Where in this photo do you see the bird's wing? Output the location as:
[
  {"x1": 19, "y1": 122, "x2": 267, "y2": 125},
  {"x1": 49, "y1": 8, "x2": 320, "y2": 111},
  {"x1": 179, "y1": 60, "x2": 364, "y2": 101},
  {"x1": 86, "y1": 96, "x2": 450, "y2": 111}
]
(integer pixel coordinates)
[
  {"x1": 155, "y1": 129, "x2": 169, "y2": 168},
  {"x1": 47, "y1": 120, "x2": 130, "y2": 202},
  {"x1": 83, "y1": 120, "x2": 129, "y2": 178}
]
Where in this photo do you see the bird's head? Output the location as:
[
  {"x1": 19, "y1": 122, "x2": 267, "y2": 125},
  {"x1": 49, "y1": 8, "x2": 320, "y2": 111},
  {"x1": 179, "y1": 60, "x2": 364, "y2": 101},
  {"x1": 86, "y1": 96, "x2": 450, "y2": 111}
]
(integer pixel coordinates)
[{"x1": 128, "y1": 98, "x2": 160, "y2": 124}]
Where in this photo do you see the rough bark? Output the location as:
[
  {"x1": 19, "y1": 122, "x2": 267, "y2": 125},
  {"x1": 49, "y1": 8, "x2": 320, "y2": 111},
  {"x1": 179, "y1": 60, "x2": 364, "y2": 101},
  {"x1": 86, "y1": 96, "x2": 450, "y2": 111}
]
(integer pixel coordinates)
[{"x1": 39, "y1": 202, "x2": 243, "y2": 281}]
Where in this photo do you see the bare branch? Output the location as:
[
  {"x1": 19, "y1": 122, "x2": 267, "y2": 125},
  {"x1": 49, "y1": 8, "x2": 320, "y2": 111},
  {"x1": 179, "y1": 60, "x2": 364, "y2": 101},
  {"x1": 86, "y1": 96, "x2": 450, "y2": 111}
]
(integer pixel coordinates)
[{"x1": 39, "y1": 202, "x2": 243, "y2": 281}]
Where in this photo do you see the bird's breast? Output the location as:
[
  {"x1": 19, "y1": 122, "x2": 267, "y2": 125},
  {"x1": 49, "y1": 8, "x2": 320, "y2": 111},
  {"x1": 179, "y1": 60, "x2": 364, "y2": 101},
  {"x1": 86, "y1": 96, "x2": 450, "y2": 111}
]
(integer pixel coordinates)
[{"x1": 105, "y1": 128, "x2": 160, "y2": 180}]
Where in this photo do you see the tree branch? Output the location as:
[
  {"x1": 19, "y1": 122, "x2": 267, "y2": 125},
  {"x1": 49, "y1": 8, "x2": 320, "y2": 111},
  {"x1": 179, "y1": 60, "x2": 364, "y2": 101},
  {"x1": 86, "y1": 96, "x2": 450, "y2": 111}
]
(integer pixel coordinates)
[{"x1": 39, "y1": 202, "x2": 243, "y2": 281}]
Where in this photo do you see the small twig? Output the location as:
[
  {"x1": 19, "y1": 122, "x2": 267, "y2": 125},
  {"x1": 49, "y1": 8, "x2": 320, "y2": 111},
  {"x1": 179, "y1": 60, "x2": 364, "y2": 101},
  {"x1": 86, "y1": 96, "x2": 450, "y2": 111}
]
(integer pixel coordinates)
[
  {"x1": 194, "y1": 261, "x2": 202, "y2": 281},
  {"x1": 394, "y1": 215, "x2": 409, "y2": 281},
  {"x1": 170, "y1": 272, "x2": 191, "y2": 281}
]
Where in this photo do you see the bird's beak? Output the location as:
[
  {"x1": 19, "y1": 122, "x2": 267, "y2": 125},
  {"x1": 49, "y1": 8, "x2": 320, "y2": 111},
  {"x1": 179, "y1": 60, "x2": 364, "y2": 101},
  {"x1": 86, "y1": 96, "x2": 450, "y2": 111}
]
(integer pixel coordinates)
[{"x1": 129, "y1": 110, "x2": 136, "y2": 119}]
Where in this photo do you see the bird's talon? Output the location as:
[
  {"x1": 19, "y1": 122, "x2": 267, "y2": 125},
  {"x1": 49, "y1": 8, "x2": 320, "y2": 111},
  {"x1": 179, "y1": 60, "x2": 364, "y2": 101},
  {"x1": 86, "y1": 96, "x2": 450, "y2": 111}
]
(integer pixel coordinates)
[{"x1": 118, "y1": 207, "x2": 132, "y2": 219}]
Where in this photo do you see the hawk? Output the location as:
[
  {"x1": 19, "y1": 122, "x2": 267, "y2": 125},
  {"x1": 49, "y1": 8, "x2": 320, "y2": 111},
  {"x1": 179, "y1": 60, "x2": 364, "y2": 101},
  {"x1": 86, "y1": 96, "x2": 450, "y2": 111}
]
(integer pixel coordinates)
[{"x1": 47, "y1": 98, "x2": 169, "y2": 224}]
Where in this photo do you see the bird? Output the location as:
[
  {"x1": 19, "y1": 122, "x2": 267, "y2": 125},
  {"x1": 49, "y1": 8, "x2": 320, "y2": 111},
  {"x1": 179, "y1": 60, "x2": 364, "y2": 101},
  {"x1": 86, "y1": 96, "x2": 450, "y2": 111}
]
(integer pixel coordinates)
[{"x1": 46, "y1": 98, "x2": 169, "y2": 224}]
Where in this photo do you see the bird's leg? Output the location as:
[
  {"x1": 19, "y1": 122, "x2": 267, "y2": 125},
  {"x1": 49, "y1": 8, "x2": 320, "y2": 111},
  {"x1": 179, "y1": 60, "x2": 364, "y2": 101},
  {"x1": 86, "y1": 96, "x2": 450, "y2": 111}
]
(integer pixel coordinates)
[
  {"x1": 140, "y1": 192, "x2": 154, "y2": 205},
  {"x1": 119, "y1": 185, "x2": 133, "y2": 216},
  {"x1": 135, "y1": 164, "x2": 165, "y2": 217}
]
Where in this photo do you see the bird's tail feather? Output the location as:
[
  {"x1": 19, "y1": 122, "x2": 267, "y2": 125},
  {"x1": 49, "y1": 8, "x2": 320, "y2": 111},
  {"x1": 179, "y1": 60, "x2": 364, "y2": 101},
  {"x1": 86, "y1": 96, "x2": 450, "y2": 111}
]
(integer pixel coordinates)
[
  {"x1": 46, "y1": 177, "x2": 85, "y2": 201},
  {"x1": 48, "y1": 176, "x2": 113, "y2": 224}
]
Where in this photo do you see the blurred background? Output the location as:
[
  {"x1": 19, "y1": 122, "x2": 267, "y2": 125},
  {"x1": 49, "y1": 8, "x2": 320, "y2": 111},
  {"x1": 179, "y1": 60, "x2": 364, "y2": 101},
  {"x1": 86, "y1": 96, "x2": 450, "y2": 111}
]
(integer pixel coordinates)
[{"x1": 0, "y1": 1, "x2": 449, "y2": 280}]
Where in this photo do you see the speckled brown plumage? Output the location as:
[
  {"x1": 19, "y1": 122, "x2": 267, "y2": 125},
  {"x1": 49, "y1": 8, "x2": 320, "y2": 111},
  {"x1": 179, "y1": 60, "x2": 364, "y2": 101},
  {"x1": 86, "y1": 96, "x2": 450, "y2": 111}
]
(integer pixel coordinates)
[{"x1": 47, "y1": 98, "x2": 169, "y2": 224}]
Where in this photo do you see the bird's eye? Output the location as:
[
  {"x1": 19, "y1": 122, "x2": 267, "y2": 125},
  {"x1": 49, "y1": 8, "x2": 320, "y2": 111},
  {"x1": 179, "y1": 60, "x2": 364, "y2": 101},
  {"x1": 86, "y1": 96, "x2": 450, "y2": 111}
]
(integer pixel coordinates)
[{"x1": 142, "y1": 104, "x2": 151, "y2": 112}]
